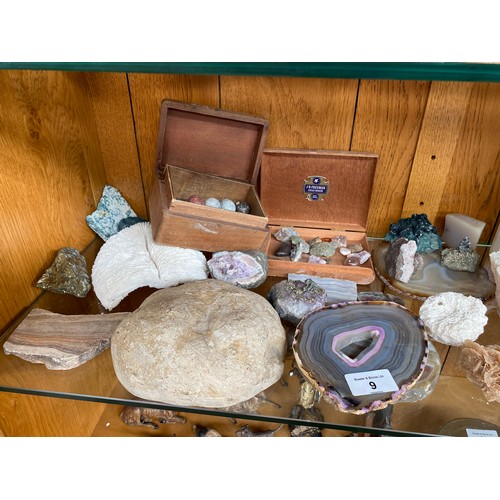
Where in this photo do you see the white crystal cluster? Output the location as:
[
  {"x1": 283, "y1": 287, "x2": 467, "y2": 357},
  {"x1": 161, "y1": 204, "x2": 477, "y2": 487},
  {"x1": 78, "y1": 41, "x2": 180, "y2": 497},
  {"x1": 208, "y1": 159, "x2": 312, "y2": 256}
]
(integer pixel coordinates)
[
  {"x1": 419, "y1": 292, "x2": 488, "y2": 346},
  {"x1": 489, "y1": 251, "x2": 500, "y2": 316}
]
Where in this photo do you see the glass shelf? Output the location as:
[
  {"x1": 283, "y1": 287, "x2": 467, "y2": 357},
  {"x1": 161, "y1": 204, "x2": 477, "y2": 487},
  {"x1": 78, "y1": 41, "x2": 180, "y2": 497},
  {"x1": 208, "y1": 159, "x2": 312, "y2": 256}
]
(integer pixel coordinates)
[
  {"x1": 1, "y1": 238, "x2": 499, "y2": 437},
  {"x1": 2, "y1": 62, "x2": 500, "y2": 82}
]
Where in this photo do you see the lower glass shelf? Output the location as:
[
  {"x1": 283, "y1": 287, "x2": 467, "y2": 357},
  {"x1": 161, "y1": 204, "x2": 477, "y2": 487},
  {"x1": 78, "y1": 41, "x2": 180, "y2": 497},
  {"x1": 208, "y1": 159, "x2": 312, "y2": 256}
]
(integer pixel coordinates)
[{"x1": 1, "y1": 239, "x2": 499, "y2": 437}]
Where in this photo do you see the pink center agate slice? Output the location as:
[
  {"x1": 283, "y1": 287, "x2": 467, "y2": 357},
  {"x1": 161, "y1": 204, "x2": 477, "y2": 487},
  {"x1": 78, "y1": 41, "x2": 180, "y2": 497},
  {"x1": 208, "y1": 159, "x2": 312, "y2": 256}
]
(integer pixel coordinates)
[{"x1": 331, "y1": 326, "x2": 385, "y2": 367}]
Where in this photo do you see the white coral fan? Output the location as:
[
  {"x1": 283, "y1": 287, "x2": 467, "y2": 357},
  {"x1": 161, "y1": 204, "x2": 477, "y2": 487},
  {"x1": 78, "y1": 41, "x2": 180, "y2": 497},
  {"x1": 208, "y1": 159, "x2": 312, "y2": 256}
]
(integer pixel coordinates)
[
  {"x1": 92, "y1": 222, "x2": 208, "y2": 310},
  {"x1": 419, "y1": 292, "x2": 488, "y2": 346}
]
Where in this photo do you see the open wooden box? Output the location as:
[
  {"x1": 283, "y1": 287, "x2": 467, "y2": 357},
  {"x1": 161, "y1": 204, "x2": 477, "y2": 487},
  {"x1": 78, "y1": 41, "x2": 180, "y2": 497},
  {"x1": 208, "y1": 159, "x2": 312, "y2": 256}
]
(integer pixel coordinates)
[
  {"x1": 149, "y1": 99, "x2": 270, "y2": 252},
  {"x1": 260, "y1": 148, "x2": 378, "y2": 284}
]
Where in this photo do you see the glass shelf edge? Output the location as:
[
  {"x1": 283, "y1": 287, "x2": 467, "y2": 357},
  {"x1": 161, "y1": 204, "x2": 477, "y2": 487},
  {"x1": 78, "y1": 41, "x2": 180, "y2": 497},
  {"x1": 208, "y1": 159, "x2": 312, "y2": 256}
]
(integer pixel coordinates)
[{"x1": 1, "y1": 62, "x2": 500, "y2": 82}]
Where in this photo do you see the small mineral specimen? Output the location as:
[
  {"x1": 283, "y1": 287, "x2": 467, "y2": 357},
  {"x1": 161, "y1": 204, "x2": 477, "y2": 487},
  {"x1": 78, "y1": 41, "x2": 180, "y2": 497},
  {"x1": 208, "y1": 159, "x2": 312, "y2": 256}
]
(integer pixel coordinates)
[
  {"x1": 235, "y1": 200, "x2": 251, "y2": 214},
  {"x1": 205, "y1": 197, "x2": 221, "y2": 208},
  {"x1": 309, "y1": 241, "x2": 337, "y2": 257},
  {"x1": 490, "y1": 251, "x2": 500, "y2": 315},
  {"x1": 340, "y1": 247, "x2": 351, "y2": 256},
  {"x1": 207, "y1": 249, "x2": 268, "y2": 289},
  {"x1": 268, "y1": 279, "x2": 327, "y2": 324},
  {"x1": 385, "y1": 213, "x2": 442, "y2": 253},
  {"x1": 350, "y1": 250, "x2": 371, "y2": 265},
  {"x1": 441, "y1": 243, "x2": 481, "y2": 273},
  {"x1": 419, "y1": 292, "x2": 488, "y2": 346},
  {"x1": 290, "y1": 236, "x2": 310, "y2": 262},
  {"x1": 385, "y1": 237, "x2": 418, "y2": 283},
  {"x1": 274, "y1": 226, "x2": 300, "y2": 242},
  {"x1": 308, "y1": 255, "x2": 327, "y2": 264},
  {"x1": 344, "y1": 254, "x2": 360, "y2": 266},
  {"x1": 275, "y1": 242, "x2": 292, "y2": 257},
  {"x1": 187, "y1": 194, "x2": 204, "y2": 205},
  {"x1": 288, "y1": 274, "x2": 358, "y2": 304},
  {"x1": 221, "y1": 198, "x2": 236, "y2": 211},
  {"x1": 36, "y1": 247, "x2": 91, "y2": 298},
  {"x1": 120, "y1": 406, "x2": 186, "y2": 429},
  {"x1": 460, "y1": 340, "x2": 500, "y2": 403},
  {"x1": 86, "y1": 184, "x2": 139, "y2": 241},
  {"x1": 349, "y1": 243, "x2": 364, "y2": 253}
]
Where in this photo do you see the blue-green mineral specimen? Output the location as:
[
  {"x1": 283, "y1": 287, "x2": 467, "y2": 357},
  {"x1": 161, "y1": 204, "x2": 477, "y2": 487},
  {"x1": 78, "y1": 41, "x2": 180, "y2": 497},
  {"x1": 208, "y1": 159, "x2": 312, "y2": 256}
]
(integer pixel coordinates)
[
  {"x1": 384, "y1": 213, "x2": 442, "y2": 253},
  {"x1": 86, "y1": 185, "x2": 145, "y2": 240}
]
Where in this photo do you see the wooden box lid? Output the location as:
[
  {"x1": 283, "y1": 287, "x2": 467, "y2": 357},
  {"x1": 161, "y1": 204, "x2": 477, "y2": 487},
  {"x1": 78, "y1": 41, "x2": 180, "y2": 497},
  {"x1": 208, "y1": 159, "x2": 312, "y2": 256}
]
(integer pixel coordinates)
[
  {"x1": 260, "y1": 149, "x2": 378, "y2": 232},
  {"x1": 155, "y1": 99, "x2": 269, "y2": 185}
]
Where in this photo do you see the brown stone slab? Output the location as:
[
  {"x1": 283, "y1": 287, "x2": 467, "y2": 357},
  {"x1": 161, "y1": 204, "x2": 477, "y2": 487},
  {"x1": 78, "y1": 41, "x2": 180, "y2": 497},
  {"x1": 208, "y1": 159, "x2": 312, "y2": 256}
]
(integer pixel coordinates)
[{"x1": 3, "y1": 309, "x2": 130, "y2": 370}]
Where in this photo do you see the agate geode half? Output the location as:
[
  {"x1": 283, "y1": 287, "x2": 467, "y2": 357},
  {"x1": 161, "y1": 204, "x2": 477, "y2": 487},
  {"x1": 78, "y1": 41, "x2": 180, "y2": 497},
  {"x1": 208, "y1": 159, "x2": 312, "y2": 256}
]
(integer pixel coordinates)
[{"x1": 293, "y1": 301, "x2": 428, "y2": 414}]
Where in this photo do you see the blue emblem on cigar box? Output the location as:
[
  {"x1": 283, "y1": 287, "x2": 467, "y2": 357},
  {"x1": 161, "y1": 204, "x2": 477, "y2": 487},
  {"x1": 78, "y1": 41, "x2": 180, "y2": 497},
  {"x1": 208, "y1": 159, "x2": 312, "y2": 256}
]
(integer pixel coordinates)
[{"x1": 303, "y1": 176, "x2": 329, "y2": 201}]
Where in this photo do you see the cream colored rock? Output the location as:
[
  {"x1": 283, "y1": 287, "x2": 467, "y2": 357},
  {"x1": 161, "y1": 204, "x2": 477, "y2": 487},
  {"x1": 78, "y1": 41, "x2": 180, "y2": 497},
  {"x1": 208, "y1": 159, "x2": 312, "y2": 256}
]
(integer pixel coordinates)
[
  {"x1": 489, "y1": 251, "x2": 500, "y2": 315},
  {"x1": 111, "y1": 279, "x2": 287, "y2": 407},
  {"x1": 92, "y1": 222, "x2": 208, "y2": 310},
  {"x1": 419, "y1": 291, "x2": 488, "y2": 346}
]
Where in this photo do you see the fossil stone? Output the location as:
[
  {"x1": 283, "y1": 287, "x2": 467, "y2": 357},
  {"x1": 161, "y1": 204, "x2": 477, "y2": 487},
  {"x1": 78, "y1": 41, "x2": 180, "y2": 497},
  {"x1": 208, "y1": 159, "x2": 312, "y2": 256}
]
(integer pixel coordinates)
[
  {"x1": 36, "y1": 247, "x2": 91, "y2": 298},
  {"x1": 92, "y1": 222, "x2": 208, "y2": 310},
  {"x1": 3, "y1": 308, "x2": 130, "y2": 369},
  {"x1": 385, "y1": 237, "x2": 418, "y2": 283},
  {"x1": 268, "y1": 279, "x2": 328, "y2": 325},
  {"x1": 293, "y1": 301, "x2": 428, "y2": 414},
  {"x1": 86, "y1": 184, "x2": 139, "y2": 241},
  {"x1": 111, "y1": 279, "x2": 286, "y2": 408},
  {"x1": 460, "y1": 340, "x2": 500, "y2": 403},
  {"x1": 207, "y1": 250, "x2": 268, "y2": 289},
  {"x1": 419, "y1": 292, "x2": 488, "y2": 346}
]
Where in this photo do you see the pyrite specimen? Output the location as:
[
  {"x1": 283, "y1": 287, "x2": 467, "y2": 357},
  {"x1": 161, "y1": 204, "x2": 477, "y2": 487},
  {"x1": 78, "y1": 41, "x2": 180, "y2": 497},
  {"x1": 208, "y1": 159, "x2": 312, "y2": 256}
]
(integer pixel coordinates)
[
  {"x1": 441, "y1": 237, "x2": 481, "y2": 272},
  {"x1": 36, "y1": 247, "x2": 91, "y2": 298}
]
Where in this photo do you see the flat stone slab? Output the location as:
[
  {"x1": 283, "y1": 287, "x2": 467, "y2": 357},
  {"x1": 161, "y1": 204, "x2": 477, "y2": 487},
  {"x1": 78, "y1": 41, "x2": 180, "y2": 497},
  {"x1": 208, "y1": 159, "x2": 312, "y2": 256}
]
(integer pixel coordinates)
[{"x1": 3, "y1": 308, "x2": 130, "y2": 370}]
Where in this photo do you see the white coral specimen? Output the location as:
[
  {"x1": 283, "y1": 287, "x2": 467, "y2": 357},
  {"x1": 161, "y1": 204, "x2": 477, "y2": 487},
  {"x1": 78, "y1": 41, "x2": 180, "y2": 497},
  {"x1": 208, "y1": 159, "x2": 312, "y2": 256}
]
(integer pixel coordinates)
[
  {"x1": 419, "y1": 292, "x2": 488, "y2": 346},
  {"x1": 92, "y1": 222, "x2": 208, "y2": 310}
]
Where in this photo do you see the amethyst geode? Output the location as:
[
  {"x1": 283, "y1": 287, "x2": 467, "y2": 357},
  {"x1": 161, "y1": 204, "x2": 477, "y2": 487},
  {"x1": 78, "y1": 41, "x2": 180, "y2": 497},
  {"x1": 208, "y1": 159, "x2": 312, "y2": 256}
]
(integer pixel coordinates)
[{"x1": 207, "y1": 250, "x2": 268, "y2": 289}]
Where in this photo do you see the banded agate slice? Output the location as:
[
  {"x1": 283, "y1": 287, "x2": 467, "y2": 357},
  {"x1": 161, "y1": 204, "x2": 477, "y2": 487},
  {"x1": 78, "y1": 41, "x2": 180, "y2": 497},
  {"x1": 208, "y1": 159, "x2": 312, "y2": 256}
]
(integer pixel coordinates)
[{"x1": 293, "y1": 301, "x2": 428, "y2": 414}]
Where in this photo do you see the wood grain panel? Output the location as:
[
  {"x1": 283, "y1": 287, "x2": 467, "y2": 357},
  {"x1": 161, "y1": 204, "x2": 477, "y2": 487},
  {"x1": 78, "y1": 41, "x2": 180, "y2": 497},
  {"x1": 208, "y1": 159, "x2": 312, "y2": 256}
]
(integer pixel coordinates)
[
  {"x1": 220, "y1": 76, "x2": 358, "y2": 150},
  {"x1": 402, "y1": 81, "x2": 474, "y2": 227},
  {"x1": 0, "y1": 70, "x2": 105, "y2": 332},
  {"x1": 351, "y1": 80, "x2": 431, "y2": 237},
  {"x1": 436, "y1": 82, "x2": 500, "y2": 242},
  {"x1": 86, "y1": 72, "x2": 147, "y2": 218},
  {"x1": 0, "y1": 393, "x2": 106, "y2": 436},
  {"x1": 127, "y1": 73, "x2": 219, "y2": 210}
]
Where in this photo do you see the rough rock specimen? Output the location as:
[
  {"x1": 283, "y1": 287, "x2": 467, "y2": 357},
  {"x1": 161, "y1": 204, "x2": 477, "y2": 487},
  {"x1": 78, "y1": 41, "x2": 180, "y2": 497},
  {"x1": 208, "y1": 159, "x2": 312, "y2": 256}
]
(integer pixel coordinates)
[
  {"x1": 207, "y1": 250, "x2": 268, "y2": 289},
  {"x1": 293, "y1": 301, "x2": 428, "y2": 414},
  {"x1": 274, "y1": 226, "x2": 300, "y2": 242},
  {"x1": 460, "y1": 340, "x2": 500, "y2": 403},
  {"x1": 86, "y1": 184, "x2": 142, "y2": 240},
  {"x1": 92, "y1": 222, "x2": 208, "y2": 310},
  {"x1": 36, "y1": 247, "x2": 91, "y2": 298},
  {"x1": 111, "y1": 279, "x2": 286, "y2": 408},
  {"x1": 288, "y1": 274, "x2": 358, "y2": 304},
  {"x1": 419, "y1": 292, "x2": 488, "y2": 346},
  {"x1": 268, "y1": 279, "x2": 328, "y2": 324},
  {"x1": 385, "y1": 213, "x2": 442, "y2": 253},
  {"x1": 441, "y1": 237, "x2": 480, "y2": 272},
  {"x1": 3, "y1": 308, "x2": 130, "y2": 369},
  {"x1": 385, "y1": 237, "x2": 418, "y2": 283},
  {"x1": 119, "y1": 406, "x2": 186, "y2": 429},
  {"x1": 491, "y1": 251, "x2": 500, "y2": 314},
  {"x1": 290, "y1": 236, "x2": 310, "y2": 262}
]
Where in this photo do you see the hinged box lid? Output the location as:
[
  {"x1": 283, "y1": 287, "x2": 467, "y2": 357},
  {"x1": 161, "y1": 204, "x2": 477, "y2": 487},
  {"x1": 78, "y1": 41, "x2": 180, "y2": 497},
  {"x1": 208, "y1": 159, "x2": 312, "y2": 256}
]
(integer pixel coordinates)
[
  {"x1": 260, "y1": 149, "x2": 378, "y2": 232},
  {"x1": 155, "y1": 99, "x2": 269, "y2": 185}
]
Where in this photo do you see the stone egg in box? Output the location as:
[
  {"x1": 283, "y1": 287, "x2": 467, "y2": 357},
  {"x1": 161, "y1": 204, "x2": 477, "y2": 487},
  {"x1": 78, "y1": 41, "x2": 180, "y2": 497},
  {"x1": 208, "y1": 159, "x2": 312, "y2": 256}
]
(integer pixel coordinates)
[
  {"x1": 149, "y1": 99, "x2": 271, "y2": 253},
  {"x1": 260, "y1": 149, "x2": 378, "y2": 284}
]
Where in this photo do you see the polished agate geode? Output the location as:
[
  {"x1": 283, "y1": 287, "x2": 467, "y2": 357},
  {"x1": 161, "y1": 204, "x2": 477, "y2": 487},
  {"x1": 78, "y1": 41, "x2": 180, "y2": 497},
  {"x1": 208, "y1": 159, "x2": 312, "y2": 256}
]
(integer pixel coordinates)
[{"x1": 293, "y1": 301, "x2": 428, "y2": 414}]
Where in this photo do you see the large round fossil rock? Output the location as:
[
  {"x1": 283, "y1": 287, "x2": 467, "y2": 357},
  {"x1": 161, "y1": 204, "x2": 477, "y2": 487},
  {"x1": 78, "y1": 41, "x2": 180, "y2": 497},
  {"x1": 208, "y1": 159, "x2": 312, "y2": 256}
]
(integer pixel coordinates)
[{"x1": 111, "y1": 279, "x2": 286, "y2": 407}]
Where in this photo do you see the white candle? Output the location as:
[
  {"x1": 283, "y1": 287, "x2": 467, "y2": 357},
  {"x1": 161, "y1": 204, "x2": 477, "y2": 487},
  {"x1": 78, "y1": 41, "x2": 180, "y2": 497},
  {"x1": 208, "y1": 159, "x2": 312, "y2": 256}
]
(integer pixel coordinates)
[{"x1": 442, "y1": 213, "x2": 486, "y2": 250}]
